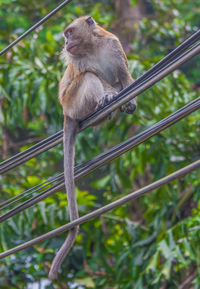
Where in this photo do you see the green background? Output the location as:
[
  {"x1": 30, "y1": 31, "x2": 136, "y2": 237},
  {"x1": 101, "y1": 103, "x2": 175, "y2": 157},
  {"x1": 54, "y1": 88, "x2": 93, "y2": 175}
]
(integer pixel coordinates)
[{"x1": 0, "y1": 0, "x2": 200, "y2": 288}]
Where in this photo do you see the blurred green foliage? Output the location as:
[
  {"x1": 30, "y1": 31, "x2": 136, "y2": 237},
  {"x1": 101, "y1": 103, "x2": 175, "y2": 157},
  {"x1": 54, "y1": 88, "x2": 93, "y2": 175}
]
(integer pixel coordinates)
[{"x1": 0, "y1": 0, "x2": 200, "y2": 288}]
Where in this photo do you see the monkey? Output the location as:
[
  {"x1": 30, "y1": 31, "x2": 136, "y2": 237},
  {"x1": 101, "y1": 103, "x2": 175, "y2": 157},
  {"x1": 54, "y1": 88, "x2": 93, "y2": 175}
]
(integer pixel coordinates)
[{"x1": 48, "y1": 16, "x2": 137, "y2": 280}]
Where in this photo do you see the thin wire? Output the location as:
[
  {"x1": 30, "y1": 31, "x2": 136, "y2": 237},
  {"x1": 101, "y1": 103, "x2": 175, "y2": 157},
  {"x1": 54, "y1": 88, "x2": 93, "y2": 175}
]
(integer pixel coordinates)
[
  {"x1": 0, "y1": 173, "x2": 63, "y2": 209},
  {"x1": 0, "y1": 97, "x2": 199, "y2": 222},
  {"x1": 0, "y1": 0, "x2": 73, "y2": 56},
  {"x1": 0, "y1": 131, "x2": 63, "y2": 168},
  {"x1": 0, "y1": 44, "x2": 200, "y2": 213},
  {"x1": 0, "y1": 4, "x2": 199, "y2": 261},
  {"x1": 0, "y1": 160, "x2": 199, "y2": 259},
  {"x1": 80, "y1": 42, "x2": 200, "y2": 128},
  {"x1": 119, "y1": 31, "x2": 200, "y2": 96},
  {"x1": 1, "y1": 37, "x2": 200, "y2": 174},
  {"x1": 1, "y1": 97, "x2": 199, "y2": 213},
  {"x1": 0, "y1": 133, "x2": 63, "y2": 174}
]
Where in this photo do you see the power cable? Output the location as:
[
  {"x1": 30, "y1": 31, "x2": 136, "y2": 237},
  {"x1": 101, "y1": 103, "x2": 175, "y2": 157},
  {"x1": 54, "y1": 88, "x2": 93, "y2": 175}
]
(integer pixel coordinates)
[
  {"x1": 0, "y1": 3, "x2": 199, "y2": 264},
  {"x1": 1, "y1": 37, "x2": 200, "y2": 174},
  {"x1": 1, "y1": 95, "x2": 198, "y2": 209},
  {"x1": 80, "y1": 42, "x2": 200, "y2": 128},
  {"x1": 0, "y1": 159, "x2": 199, "y2": 259},
  {"x1": 0, "y1": 173, "x2": 63, "y2": 210},
  {"x1": 0, "y1": 0, "x2": 73, "y2": 56},
  {"x1": 0, "y1": 97, "x2": 199, "y2": 222},
  {"x1": 0, "y1": 132, "x2": 63, "y2": 174}
]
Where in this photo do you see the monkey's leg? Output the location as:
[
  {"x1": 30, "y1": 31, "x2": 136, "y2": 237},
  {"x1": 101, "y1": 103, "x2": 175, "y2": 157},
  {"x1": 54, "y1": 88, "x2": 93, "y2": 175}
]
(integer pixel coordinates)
[
  {"x1": 115, "y1": 59, "x2": 137, "y2": 115},
  {"x1": 71, "y1": 72, "x2": 113, "y2": 120},
  {"x1": 76, "y1": 73, "x2": 117, "y2": 123}
]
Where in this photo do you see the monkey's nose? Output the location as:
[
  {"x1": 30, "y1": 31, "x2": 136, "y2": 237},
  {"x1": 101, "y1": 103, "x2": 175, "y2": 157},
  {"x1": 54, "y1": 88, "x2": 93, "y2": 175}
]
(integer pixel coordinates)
[{"x1": 65, "y1": 40, "x2": 68, "y2": 46}]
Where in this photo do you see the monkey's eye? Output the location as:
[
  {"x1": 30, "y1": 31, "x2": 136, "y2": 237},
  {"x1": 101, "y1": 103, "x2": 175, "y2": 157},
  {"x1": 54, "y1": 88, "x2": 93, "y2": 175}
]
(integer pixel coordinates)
[
  {"x1": 68, "y1": 28, "x2": 74, "y2": 33},
  {"x1": 65, "y1": 27, "x2": 74, "y2": 37}
]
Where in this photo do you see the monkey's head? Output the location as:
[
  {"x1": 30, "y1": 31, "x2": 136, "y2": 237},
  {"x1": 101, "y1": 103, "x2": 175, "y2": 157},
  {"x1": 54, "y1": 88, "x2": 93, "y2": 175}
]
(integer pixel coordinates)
[{"x1": 64, "y1": 16, "x2": 96, "y2": 56}]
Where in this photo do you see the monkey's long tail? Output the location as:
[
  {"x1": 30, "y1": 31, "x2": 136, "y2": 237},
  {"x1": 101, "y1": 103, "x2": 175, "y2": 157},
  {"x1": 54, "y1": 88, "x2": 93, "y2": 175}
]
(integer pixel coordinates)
[{"x1": 49, "y1": 116, "x2": 79, "y2": 280}]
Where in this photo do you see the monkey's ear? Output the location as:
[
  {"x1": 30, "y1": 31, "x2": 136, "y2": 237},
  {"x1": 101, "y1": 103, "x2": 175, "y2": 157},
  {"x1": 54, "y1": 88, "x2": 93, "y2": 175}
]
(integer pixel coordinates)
[{"x1": 86, "y1": 16, "x2": 95, "y2": 27}]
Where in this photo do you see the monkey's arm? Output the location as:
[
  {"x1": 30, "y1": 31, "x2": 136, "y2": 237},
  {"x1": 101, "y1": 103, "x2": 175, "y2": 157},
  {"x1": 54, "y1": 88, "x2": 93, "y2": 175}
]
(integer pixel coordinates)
[
  {"x1": 58, "y1": 63, "x2": 78, "y2": 106},
  {"x1": 112, "y1": 38, "x2": 137, "y2": 114}
]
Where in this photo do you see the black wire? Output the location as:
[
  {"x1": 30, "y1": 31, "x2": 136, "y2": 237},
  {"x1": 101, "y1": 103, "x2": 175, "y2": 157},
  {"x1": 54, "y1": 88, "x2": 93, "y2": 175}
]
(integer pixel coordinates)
[
  {"x1": 1, "y1": 31, "x2": 200, "y2": 174},
  {"x1": 0, "y1": 0, "x2": 74, "y2": 56},
  {"x1": 0, "y1": 131, "x2": 63, "y2": 167},
  {"x1": 0, "y1": 159, "x2": 199, "y2": 259},
  {"x1": 1, "y1": 96, "x2": 195, "y2": 210},
  {"x1": 0, "y1": 97, "x2": 199, "y2": 222},
  {"x1": 0, "y1": 173, "x2": 63, "y2": 210},
  {"x1": 119, "y1": 29, "x2": 200, "y2": 96},
  {"x1": 80, "y1": 42, "x2": 200, "y2": 128},
  {"x1": 0, "y1": 3, "x2": 199, "y2": 260},
  {"x1": 0, "y1": 132, "x2": 63, "y2": 174}
]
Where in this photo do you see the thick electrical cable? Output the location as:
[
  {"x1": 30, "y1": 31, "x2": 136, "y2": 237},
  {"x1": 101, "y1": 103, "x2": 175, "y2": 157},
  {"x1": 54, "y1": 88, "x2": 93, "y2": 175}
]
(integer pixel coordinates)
[
  {"x1": 1, "y1": 34, "x2": 200, "y2": 174},
  {"x1": 1, "y1": 96, "x2": 199, "y2": 210},
  {"x1": 0, "y1": 0, "x2": 73, "y2": 56},
  {"x1": 119, "y1": 29, "x2": 200, "y2": 95},
  {"x1": 0, "y1": 97, "x2": 199, "y2": 223},
  {"x1": 80, "y1": 42, "x2": 200, "y2": 128},
  {"x1": 0, "y1": 131, "x2": 62, "y2": 169},
  {"x1": 0, "y1": 159, "x2": 199, "y2": 259},
  {"x1": 0, "y1": 132, "x2": 63, "y2": 174},
  {"x1": 0, "y1": 173, "x2": 63, "y2": 210},
  {"x1": 0, "y1": 4, "x2": 199, "y2": 262}
]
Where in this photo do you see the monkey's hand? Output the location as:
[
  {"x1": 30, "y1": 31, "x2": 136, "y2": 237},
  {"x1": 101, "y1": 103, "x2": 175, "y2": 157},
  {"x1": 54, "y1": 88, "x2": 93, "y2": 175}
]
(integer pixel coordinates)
[
  {"x1": 96, "y1": 93, "x2": 116, "y2": 109},
  {"x1": 95, "y1": 93, "x2": 117, "y2": 119},
  {"x1": 120, "y1": 99, "x2": 137, "y2": 114}
]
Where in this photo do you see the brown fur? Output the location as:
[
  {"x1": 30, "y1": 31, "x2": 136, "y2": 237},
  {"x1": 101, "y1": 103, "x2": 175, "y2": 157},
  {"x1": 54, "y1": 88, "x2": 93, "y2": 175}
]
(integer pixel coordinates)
[{"x1": 49, "y1": 16, "x2": 136, "y2": 280}]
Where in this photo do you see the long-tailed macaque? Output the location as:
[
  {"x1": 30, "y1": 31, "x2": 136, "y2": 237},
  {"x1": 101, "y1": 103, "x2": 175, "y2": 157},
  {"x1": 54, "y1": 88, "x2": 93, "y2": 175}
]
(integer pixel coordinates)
[{"x1": 48, "y1": 16, "x2": 137, "y2": 280}]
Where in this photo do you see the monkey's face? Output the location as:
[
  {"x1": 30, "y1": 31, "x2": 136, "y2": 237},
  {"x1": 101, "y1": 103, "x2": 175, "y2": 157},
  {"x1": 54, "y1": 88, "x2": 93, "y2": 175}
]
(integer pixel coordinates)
[
  {"x1": 64, "y1": 27, "x2": 81, "y2": 55},
  {"x1": 64, "y1": 16, "x2": 95, "y2": 56}
]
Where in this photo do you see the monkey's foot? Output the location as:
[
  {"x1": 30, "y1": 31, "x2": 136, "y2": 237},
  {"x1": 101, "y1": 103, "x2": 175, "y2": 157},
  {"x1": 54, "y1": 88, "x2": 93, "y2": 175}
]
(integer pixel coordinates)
[{"x1": 120, "y1": 99, "x2": 137, "y2": 114}]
